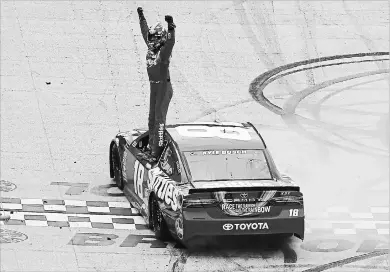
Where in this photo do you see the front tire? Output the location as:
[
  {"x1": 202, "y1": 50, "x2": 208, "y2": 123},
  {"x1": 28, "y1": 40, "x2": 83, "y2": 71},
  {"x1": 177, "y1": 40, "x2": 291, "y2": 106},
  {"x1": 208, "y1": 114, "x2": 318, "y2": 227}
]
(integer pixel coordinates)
[
  {"x1": 150, "y1": 196, "x2": 171, "y2": 241},
  {"x1": 111, "y1": 145, "x2": 124, "y2": 190}
]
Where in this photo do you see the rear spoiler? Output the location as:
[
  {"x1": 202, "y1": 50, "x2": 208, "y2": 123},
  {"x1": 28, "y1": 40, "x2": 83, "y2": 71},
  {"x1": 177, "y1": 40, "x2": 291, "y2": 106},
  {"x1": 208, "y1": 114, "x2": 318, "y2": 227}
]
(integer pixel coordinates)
[{"x1": 188, "y1": 186, "x2": 300, "y2": 194}]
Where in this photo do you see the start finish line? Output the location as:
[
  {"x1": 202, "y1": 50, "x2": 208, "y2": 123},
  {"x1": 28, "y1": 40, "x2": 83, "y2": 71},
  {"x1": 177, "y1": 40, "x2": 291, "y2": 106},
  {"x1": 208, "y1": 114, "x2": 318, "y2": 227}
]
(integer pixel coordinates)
[{"x1": 68, "y1": 232, "x2": 388, "y2": 253}]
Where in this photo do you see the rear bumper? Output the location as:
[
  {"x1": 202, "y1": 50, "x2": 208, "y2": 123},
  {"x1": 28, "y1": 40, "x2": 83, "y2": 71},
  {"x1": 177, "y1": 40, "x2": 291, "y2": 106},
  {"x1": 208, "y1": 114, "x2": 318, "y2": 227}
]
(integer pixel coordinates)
[{"x1": 181, "y1": 212, "x2": 305, "y2": 242}]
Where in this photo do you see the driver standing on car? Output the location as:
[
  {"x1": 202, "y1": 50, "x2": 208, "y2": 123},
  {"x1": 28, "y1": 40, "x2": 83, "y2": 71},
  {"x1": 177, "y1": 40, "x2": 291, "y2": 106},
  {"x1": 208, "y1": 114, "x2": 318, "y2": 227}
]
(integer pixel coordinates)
[{"x1": 136, "y1": 7, "x2": 176, "y2": 164}]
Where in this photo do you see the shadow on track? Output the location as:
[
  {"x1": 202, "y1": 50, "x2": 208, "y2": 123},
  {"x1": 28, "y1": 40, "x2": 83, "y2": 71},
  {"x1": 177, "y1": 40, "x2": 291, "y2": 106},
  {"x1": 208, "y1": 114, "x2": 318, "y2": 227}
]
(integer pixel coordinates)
[
  {"x1": 182, "y1": 234, "x2": 297, "y2": 259},
  {"x1": 167, "y1": 235, "x2": 299, "y2": 272}
]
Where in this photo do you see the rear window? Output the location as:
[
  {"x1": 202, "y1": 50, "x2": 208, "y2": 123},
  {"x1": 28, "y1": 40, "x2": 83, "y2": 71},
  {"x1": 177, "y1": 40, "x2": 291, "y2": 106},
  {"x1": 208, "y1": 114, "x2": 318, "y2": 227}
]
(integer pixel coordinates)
[{"x1": 183, "y1": 149, "x2": 272, "y2": 181}]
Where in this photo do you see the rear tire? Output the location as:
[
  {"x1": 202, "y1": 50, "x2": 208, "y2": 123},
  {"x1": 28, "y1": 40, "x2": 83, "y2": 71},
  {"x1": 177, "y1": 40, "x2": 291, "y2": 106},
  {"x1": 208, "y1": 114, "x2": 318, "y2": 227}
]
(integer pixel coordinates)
[
  {"x1": 111, "y1": 145, "x2": 124, "y2": 190},
  {"x1": 270, "y1": 233, "x2": 293, "y2": 247},
  {"x1": 279, "y1": 233, "x2": 293, "y2": 240},
  {"x1": 150, "y1": 196, "x2": 171, "y2": 241}
]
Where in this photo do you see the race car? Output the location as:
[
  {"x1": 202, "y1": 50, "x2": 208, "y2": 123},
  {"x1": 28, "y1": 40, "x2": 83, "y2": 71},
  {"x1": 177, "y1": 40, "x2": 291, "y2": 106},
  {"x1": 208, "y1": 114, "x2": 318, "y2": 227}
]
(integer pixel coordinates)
[{"x1": 109, "y1": 121, "x2": 304, "y2": 246}]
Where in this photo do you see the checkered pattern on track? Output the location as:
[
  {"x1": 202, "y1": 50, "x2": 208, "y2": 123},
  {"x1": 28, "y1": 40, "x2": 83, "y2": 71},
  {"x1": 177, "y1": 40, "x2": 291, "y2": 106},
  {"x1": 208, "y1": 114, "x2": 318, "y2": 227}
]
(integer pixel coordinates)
[
  {"x1": 0, "y1": 197, "x2": 139, "y2": 215},
  {"x1": 1, "y1": 198, "x2": 388, "y2": 236},
  {"x1": 0, "y1": 197, "x2": 145, "y2": 230}
]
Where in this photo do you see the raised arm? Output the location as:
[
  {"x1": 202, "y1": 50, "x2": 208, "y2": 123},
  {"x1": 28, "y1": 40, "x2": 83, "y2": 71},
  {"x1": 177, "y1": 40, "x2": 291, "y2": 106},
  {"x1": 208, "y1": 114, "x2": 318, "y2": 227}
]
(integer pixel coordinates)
[
  {"x1": 137, "y1": 7, "x2": 149, "y2": 45},
  {"x1": 160, "y1": 15, "x2": 176, "y2": 62}
]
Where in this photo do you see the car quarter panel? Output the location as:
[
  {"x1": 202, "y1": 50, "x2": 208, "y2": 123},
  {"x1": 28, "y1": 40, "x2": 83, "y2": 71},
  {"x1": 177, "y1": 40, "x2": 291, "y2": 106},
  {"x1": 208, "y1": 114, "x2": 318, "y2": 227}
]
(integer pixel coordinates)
[
  {"x1": 147, "y1": 167, "x2": 183, "y2": 212},
  {"x1": 122, "y1": 142, "x2": 186, "y2": 227}
]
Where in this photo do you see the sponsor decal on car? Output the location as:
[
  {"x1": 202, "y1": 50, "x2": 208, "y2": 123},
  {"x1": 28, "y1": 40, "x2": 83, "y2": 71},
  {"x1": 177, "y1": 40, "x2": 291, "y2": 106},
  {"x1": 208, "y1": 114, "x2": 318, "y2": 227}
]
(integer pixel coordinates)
[
  {"x1": 221, "y1": 203, "x2": 271, "y2": 213},
  {"x1": 175, "y1": 216, "x2": 184, "y2": 240},
  {"x1": 215, "y1": 191, "x2": 277, "y2": 203},
  {"x1": 122, "y1": 151, "x2": 128, "y2": 181},
  {"x1": 202, "y1": 150, "x2": 247, "y2": 155},
  {"x1": 148, "y1": 168, "x2": 180, "y2": 211},
  {"x1": 176, "y1": 161, "x2": 181, "y2": 173},
  {"x1": 158, "y1": 123, "x2": 164, "y2": 147},
  {"x1": 224, "y1": 197, "x2": 273, "y2": 203},
  {"x1": 222, "y1": 222, "x2": 269, "y2": 231}
]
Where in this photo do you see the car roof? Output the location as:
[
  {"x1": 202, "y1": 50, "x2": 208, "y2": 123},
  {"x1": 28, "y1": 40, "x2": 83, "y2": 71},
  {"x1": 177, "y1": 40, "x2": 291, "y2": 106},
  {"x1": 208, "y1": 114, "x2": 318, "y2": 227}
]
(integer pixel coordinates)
[{"x1": 165, "y1": 122, "x2": 266, "y2": 152}]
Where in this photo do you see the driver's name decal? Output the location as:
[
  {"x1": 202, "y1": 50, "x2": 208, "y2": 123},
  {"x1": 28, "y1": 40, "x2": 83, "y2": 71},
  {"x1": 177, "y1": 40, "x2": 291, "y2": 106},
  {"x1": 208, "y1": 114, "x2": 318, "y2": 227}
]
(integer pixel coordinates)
[{"x1": 202, "y1": 150, "x2": 247, "y2": 155}]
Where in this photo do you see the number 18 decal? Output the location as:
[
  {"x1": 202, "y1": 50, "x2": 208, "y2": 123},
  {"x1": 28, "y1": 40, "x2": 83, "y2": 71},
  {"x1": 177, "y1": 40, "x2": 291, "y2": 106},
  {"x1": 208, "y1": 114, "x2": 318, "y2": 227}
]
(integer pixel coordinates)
[
  {"x1": 133, "y1": 160, "x2": 144, "y2": 198},
  {"x1": 289, "y1": 209, "x2": 299, "y2": 217}
]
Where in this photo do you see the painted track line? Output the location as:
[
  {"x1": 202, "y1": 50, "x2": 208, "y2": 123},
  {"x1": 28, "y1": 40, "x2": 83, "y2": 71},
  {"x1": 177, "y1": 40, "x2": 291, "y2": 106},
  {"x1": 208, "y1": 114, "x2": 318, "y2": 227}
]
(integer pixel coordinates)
[{"x1": 302, "y1": 251, "x2": 388, "y2": 272}]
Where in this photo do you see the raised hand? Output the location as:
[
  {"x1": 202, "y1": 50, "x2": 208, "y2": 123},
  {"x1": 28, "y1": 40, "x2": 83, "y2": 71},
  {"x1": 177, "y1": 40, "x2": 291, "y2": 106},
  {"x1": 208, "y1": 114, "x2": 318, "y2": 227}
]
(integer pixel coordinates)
[
  {"x1": 164, "y1": 15, "x2": 173, "y2": 23},
  {"x1": 137, "y1": 7, "x2": 144, "y2": 16},
  {"x1": 165, "y1": 15, "x2": 176, "y2": 30}
]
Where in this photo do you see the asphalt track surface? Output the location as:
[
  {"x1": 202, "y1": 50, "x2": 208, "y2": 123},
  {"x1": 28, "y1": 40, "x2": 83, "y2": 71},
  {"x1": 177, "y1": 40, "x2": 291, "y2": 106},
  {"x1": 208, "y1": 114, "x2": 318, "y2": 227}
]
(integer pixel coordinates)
[{"x1": 0, "y1": 1, "x2": 389, "y2": 272}]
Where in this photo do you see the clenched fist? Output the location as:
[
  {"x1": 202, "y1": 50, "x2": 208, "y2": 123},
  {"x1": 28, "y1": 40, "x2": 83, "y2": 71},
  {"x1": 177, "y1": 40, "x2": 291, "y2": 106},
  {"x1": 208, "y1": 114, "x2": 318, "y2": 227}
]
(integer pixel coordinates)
[
  {"x1": 165, "y1": 15, "x2": 173, "y2": 23},
  {"x1": 165, "y1": 15, "x2": 176, "y2": 30}
]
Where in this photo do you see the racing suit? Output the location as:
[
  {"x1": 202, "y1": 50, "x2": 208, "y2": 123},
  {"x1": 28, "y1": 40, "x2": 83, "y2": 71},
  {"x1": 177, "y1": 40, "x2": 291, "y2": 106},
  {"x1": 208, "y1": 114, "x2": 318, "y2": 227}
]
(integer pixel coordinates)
[{"x1": 138, "y1": 15, "x2": 175, "y2": 159}]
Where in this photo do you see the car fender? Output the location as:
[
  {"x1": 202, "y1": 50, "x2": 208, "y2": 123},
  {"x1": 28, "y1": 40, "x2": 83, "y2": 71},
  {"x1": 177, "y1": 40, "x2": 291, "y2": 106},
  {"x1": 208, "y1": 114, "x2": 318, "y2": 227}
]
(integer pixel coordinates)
[
  {"x1": 145, "y1": 192, "x2": 155, "y2": 228},
  {"x1": 109, "y1": 139, "x2": 120, "y2": 178},
  {"x1": 109, "y1": 131, "x2": 138, "y2": 178},
  {"x1": 147, "y1": 190, "x2": 178, "y2": 232},
  {"x1": 146, "y1": 191, "x2": 171, "y2": 229},
  {"x1": 146, "y1": 170, "x2": 180, "y2": 218}
]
